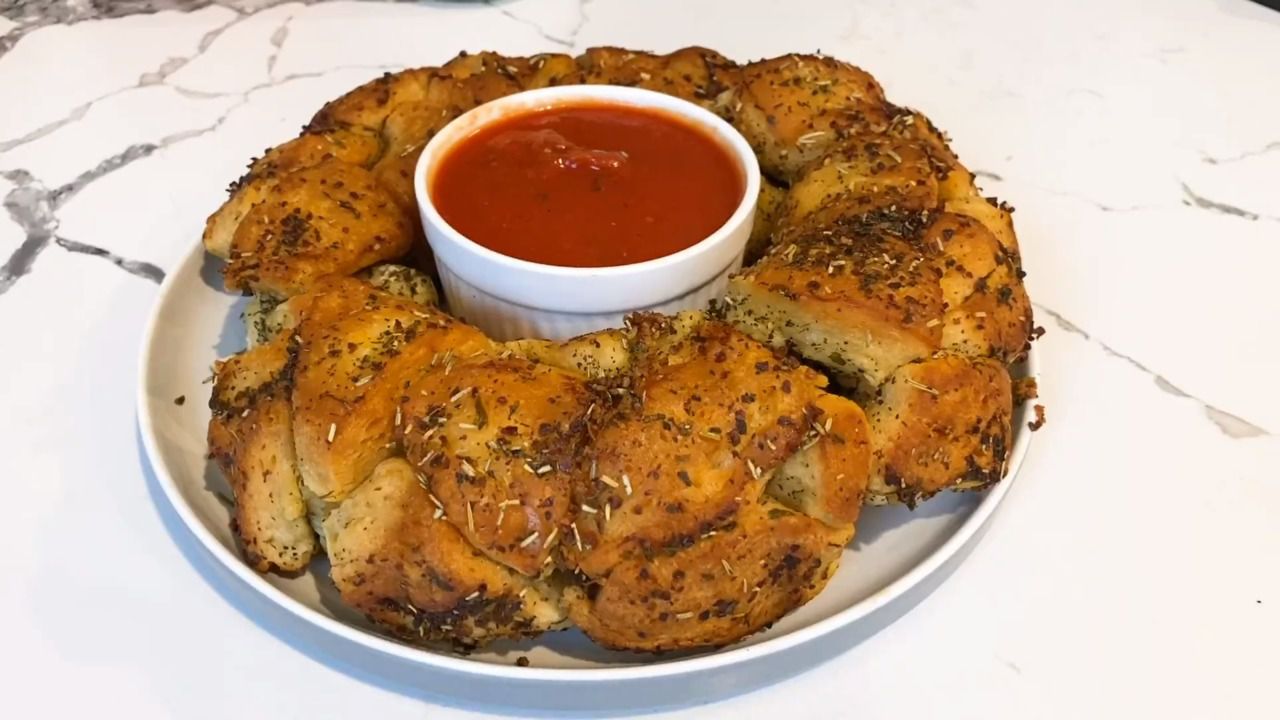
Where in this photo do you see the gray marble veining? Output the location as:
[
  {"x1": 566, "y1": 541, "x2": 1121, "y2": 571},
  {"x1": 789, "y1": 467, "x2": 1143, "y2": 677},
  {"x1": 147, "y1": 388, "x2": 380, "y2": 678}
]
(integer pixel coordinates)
[
  {"x1": 3, "y1": 1, "x2": 210, "y2": 56},
  {"x1": 4, "y1": 0, "x2": 279, "y2": 26},
  {"x1": 0, "y1": 0, "x2": 411, "y2": 57},
  {"x1": 0, "y1": 0, "x2": 557, "y2": 296},
  {"x1": 0, "y1": 0, "x2": 356, "y2": 291},
  {"x1": 0, "y1": 143, "x2": 164, "y2": 293},
  {"x1": 1179, "y1": 181, "x2": 1272, "y2": 222},
  {"x1": 1032, "y1": 303, "x2": 1270, "y2": 438},
  {"x1": 4, "y1": 5, "x2": 1280, "y2": 714},
  {"x1": 0, "y1": 0, "x2": 1274, "y2": 445}
]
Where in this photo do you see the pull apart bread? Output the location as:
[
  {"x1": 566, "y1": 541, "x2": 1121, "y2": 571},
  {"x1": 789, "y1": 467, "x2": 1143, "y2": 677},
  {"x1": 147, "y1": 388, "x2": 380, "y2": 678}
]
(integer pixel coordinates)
[
  {"x1": 204, "y1": 48, "x2": 1036, "y2": 652},
  {"x1": 211, "y1": 281, "x2": 869, "y2": 650}
]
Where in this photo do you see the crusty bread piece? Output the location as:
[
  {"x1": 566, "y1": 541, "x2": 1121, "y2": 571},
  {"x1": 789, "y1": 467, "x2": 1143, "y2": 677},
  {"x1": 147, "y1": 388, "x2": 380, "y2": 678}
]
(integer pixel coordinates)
[
  {"x1": 728, "y1": 204, "x2": 1021, "y2": 508},
  {"x1": 309, "y1": 53, "x2": 582, "y2": 138},
  {"x1": 504, "y1": 328, "x2": 632, "y2": 380},
  {"x1": 356, "y1": 263, "x2": 439, "y2": 308},
  {"x1": 926, "y1": 208, "x2": 1031, "y2": 363},
  {"x1": 202, "y1": 126, "x2": 384, "y2": 259},
  {"x1": 520, "y1": 53, "x2": 585, "y2": 89},
  {"x1": 437, "y1": 51, "x2": 528, "y2": 95},
  {"x1": 204, "y1": 179, "x2": 272, "y2": 261},
  {"x1": 371, "y1": 103, "x2": 458, "y2": 211},
  {"x1": 565, "y1": 498, "x2": 849, "y2": 652},
  {"x1": 367, "y1": 147, "x2": 425, "y2": 215},
  {"x1": 884, "y1": 106, "x2": 963, "y2": 173},
  {"x1": 379, "y1": 98, "x2": 458, "y2": 160},
  {"x1": 504, "y1": 311, "x2": 708, "y2": 381},
  {"x1": 927, "y1": 212, "x2": 1003, "y2": 309},
  {"x1": 727, "y1": 202, "x2": 1030, "y2": 388},
  {"x1": 253, "y1": 126, "x2": 384, "y2": 178},
  {"x1": 242, "y1": 264, "x2": 436, "y2": 348},
  {"x1": 941, "y1": 260, "x2": 1033, "y2": 364},
  {"x1": 577, "y1": 46, "x2": 738, "y2": 109},
  {"x1": 725, "y1": 54, "x2": 890, "y2": 180},
  {"x1": 945, "y1": 189, "x2": 1020, "y2": 257},
  {"x1": 324, "y1": 457, "x2": 566, "y2": 647},
  {"x1": 289, "y1": 277, "x2": 492, "y2": 505},
  {"x1": 223, "y1": 159, "x2": 415, "y2": 296},
  {"x1": 780, "y1": 136, "x2": 940, "y2": 231},
  {"x1": 766, "y1": 392, "x2": 872, "y2": 527},
  {"x1": 725, "y1": 215, "x2": 944, "y2": 388},
  {"x1": 208, "y1": 338, "x2": 316, "y2": 573},
  {"x1": 745, "y1": 177, "x2": 787, "y2": 264},
  {"x1": 401, "y1": 354, "x2": 599, "y2": 576},
  {"x1": 566, "y1": 315, "x2": 855, "y2": 578},
  {"x1": 308, "y1": 67, "x2": 438, "y2": 133},
  {"x1": 864, "y1": 355, "x2": 1013, "y2": 505}
]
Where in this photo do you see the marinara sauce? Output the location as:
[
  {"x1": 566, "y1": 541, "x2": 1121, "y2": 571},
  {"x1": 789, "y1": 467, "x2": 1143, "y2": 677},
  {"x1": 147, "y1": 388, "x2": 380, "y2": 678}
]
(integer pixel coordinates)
[{"x1": 431, "y1": 103, "x2": 744, "y2": 268}]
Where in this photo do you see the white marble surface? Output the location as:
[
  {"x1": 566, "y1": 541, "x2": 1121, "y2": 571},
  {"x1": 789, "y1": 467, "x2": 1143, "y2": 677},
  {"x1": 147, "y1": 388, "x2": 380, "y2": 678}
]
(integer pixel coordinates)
[{"x1": 3, "y1": 0, "x2": 1278, "y2": 717}]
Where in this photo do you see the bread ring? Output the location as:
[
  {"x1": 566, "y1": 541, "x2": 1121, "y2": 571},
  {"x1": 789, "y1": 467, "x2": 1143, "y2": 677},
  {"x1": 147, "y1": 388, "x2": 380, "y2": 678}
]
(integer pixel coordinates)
[{"x1": 204, "y1": 47, "x2": 1037, "y2": 651}]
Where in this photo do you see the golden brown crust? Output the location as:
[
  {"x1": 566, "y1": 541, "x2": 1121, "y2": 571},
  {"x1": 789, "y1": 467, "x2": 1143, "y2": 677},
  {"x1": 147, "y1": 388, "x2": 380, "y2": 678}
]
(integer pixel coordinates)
[
  {"x1": 308, "y1": 67, "x2": 437, "y2": 133},
  {"x1": 372, "y1": 102, "x2": 460, "y2": 213},
  {"x1": 577, "y1": 46, "x2": 739, "y2": 109},
  {"x1": 208, "y1": 339, "x2": 317, "y2": 573},
  {"x1": 884, "y1": 105, "x2": 962, "y2": 173},
  {"x1": 780, "y1": 136, "x2": 941, "y2": 230},
  {"x1": 324, "y1": 457, "x2": 566, "y2": 646},
  {"x1": 223, "y1": 160, "x2": 416, "y2": 296},
  {"x1": 726, "y1": 200, "x2": 1025, "y2": 509},
  {"x1": 927, "y1": 212, "x2": 1003, "y2": 308},
  {"x1": 252, "y1": 126, "x2": 386, "y2": 180},
  {"x1": 565, "y1": 499, "x2": 849, "y2": 652},
  {"x1": 520, "y1": 53, "x2": 585, "y2": 88},
  {"x1": 944, "y1": 189, "x2": 1020, "y2": 258},
  {"x1": 726, "y1": 214, "x2": 945, "y2": 387},
  {"x1": 504, "y1": 328, "x2": 632, "y2": 380},
  {"x1": 289, "y1": 277, "x2": 492, "y2": 503},
  {"x1": 865, "y1": 355, "x2": 1013, "y2": 505},
  {"x1": 566, "y1": 316, "x2": 838, "y2": 577},
  {"x1": 941, "y1": 261, "x2": 1033, "y2": 364},
  {"x1": 767, "y1": 392, "x2": 872, "y2": 527},
  {"x1": 726, "y1": 54, "x2": 890, "y2": 180},
  {"x1": 202, "y1": 126, "x2": 385, "y2": 259},
  {"x1": 745, "y1": 177, "x2": 787, "y2": 264},
  {"x1": 211, "y1": 292, "x2": 872, "y2": 650},
  {"x1": 401, "y1": 354, "x2": 599, "y2": 576}
]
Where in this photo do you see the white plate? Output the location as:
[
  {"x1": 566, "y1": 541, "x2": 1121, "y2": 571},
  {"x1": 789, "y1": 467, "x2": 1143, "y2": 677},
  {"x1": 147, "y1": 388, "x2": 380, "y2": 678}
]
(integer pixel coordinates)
[{"x1": 137, "y1": 242, "x2": 1037, "y2": 713}]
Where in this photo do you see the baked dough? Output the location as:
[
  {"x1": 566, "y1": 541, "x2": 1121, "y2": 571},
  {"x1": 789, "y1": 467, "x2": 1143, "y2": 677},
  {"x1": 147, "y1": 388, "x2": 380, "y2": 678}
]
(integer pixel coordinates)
[{"x1": 203, "y1": 48, "x2": 1036, "y2": 650}]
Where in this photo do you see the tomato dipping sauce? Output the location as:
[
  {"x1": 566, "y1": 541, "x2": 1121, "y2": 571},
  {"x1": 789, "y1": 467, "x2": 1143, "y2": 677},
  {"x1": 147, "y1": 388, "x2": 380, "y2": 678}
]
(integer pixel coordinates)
[{"x1": 430, "y1": 103, "x2": 745, "y2": 268}]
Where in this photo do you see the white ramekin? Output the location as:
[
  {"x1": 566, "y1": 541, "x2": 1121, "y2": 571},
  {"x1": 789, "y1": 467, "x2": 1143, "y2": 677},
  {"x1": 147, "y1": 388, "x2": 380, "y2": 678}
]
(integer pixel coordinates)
[{"x1": 414, "y1": 85, "x2": 761, "y2": 341}]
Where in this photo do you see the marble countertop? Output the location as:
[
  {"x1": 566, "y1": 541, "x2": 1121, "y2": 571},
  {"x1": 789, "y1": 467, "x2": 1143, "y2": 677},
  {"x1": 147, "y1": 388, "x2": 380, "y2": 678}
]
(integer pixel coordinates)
[{"x1": 3, "y1": 0, "x2": 1278, "y2": 717}]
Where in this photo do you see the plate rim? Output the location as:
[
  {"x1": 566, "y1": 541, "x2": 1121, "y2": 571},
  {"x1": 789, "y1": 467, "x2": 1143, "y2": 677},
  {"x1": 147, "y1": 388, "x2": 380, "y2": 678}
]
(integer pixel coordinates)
[{"x1": 137, "y1": 241, "x2": 1038, "y2": 683}]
